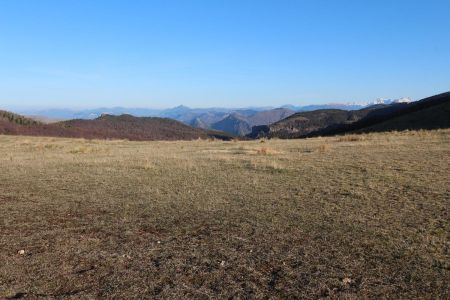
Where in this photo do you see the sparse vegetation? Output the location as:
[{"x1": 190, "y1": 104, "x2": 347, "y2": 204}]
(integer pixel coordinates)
[
  {"x1": 0, "y1": 110, "x2": 39, "y2": 126},
  {"x1": 0, "y1": 130, "x2": 449, "y2": 299}
]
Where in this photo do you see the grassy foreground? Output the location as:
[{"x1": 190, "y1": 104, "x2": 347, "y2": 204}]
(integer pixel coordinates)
[{"x1": 0, "y1": 130, "x2": 449, "y2": 299}]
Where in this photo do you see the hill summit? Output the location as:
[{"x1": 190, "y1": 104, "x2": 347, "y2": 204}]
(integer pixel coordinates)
[{"x1": 0, "y1": 112, "x2": 232, "y2": 141}]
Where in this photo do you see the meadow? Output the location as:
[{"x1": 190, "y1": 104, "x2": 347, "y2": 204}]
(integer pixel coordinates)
[{"x1": 1, "y1": 130, "x2": 449, "y2": 299}]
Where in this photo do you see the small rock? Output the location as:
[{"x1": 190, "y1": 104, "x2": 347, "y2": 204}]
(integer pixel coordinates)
[
  {"x1": 18, "y1": 250, "x2": 25, "y2": 255},
  {"x1": 6, "y1": 291, "x2": 27, "y2": 299},
  {"x1": 342, "y1": 277, "x2": 352, "y2": 285},
  {"x1": 220, "y1": 261, "x2": 226, "y2": 267}
]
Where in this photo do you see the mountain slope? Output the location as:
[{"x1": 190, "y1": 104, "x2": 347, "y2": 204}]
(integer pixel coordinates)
[
  {"x1": 189, "y1": 112, "x2": 228, "y2": 129},
  {"x1": 211, "y1": 113, "x2": 252, "y2": 136},
  {"x1": 247, "y1": 108, "x2": 295, "y2": 126},
  {"x1": 0, "y1": 110, "x2": 40, "y2": 126},
  {"x1": 0, "y1": 110, "x2": 44, "y2": 135},
  {"x1": 315, "y1": 92, "x2": 450, "y2": 136},
  {"x1": 0, "y1": 111, "x2": 233, "y2": 141},
  {"x1": 248, "y1": 108, "x2": 376, "y2": 138},
  {"x1": 60, "y1": 114, "x2": 230, "y2": 141},
  {"x1": 360, "y1": 100, "x2": 450, "y2": 132},
  {"x1": 190, "y1": 117, "x2": 210, "y2": 129},
  {"x1": 207, "y1": 108, "x2": 295, "y2": 136},
  {"x1": 249, "y1": 92, "x2": 450, "y2": 139}
]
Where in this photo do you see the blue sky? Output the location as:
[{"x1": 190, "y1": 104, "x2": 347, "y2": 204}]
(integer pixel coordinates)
[{"x1": 0, "y1": 0, "x2": 449, "y2": 109}]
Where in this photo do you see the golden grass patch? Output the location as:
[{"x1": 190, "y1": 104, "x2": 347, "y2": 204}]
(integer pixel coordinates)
[{"x1": 0, "y1": 129, "x2": 449, "y2": 299}]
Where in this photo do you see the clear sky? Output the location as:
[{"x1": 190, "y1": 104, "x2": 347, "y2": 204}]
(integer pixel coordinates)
[{"x1": 0, "y1": 0, "x2": 449, "y2": 109}]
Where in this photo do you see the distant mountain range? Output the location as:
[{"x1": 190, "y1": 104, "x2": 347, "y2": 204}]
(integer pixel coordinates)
[
  {"x1": 12, "y1": 97, "x2": 413, "y2": 136},
  {"x1": 198, "y1": 108, "x2": 295, "y2": 135},
  {"x1": 280, "y1": 97, "x2": 412, "y2": 112},
  {"x1": 1, "y1": 93, "x2": 448, "y2": 141}
]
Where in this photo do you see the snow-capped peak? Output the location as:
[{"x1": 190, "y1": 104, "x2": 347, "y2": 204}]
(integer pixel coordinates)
[
  {"x1": 372, "y1": 98, "x2": 390, "y2": 105},
  {"x1": 392, "y1": 97, "x2": 412, "y2": 104},
  {"x1": 365, "y1": 97, "x2": 413, "y2": 106}
]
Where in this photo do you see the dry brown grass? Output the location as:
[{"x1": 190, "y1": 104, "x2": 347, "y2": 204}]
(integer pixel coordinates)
[
  {"x1": 317, "y1": 143, "x2": 330, "y2": 153},
  {"x1": 256, "y1": 147, "x2": 280, "y2": 155},
  {"x1": 0, "y1": 130, "x2": 449, "y2": 299},
  {"x1": 336, "y1": 134, "x2": 366, "y2": 142}
]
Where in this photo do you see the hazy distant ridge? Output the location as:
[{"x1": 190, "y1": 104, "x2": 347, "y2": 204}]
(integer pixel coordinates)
[{"x1": 13, "y1": 98, "x2": 412, "y2": 136}]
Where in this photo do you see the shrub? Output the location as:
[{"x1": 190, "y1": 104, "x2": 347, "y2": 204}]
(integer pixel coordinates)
[{"x1": 337, "y1": 135, "x2": 365, "y2": 142}]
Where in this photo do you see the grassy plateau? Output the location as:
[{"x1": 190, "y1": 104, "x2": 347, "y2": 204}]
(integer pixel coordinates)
[{"x1": 0, "y1": 130, "x2": 449, "y2": 299}]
